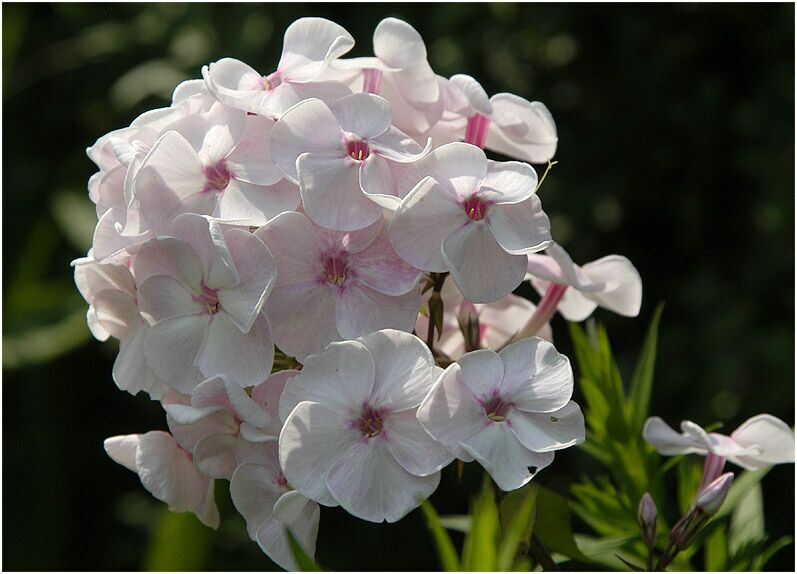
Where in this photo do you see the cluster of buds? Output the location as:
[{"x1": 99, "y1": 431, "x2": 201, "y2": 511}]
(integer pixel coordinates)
[{"x1": 77, "y1": 17, "x2": 646, "y2": 569}]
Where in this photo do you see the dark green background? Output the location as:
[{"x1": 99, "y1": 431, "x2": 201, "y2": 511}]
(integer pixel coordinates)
[{"x1": 3, "y1": 3, "x2": 794, "y2": 570}]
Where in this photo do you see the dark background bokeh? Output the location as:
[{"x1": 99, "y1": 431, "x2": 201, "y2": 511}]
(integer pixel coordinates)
[{"x1": 3, "y1": 3, "x2": 794, "y2": 571}]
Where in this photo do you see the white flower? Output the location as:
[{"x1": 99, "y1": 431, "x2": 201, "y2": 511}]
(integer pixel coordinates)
[
  {"x1": 104, "y1": 431, "x2": 219, "y2": 528},
  {"x1": 643, "y1": 414, "x2": 795, "y2": 470},
  {"x1": 417, "y1": 337, "x2": 585, "y2": 491},
  {"x1": 278, "y1": 330, "x2": 453, "y2": 522},
  {"x1": 202, "y1": 17, "x2": 354, "y2": 118},
  {"x1": 389, "y1": 142, "x2": 551, "y2": 303}
]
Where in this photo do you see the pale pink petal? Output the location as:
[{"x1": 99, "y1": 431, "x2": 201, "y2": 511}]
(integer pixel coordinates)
[
  {"x1": 113, "y1": 324, "x2": 170, "y2": 399},
  {"x1": 328, "y1": 93, "x2": 391, "y2": 139},
  {"x1": 417, "y1": 363, "x2": 487, "y2": 461},
  {"x1": 461, "y1": 423, "x2": 554, "y2": 491},
  {"x1": 104, "y1": 434, "x2": 141, "y2": 472},
  {"x1": 273, "y1": 490, "x2": 311, "y2": 524},
  {"x1": 217, "y1": 228, "x2": 276, "y2": 333},
  {"x1": 135, "y1": 431, "x2": 220, "y2": 528},
  {"x1": 133, "y1": 236, "x2": 202, "y2": 293},
  {"x1": 358, "y1": 330, "x2": 434, "y2": 412},
  {"x1": 278, "y1": 340, "x2": 375, "y2": 420},
  {"x1": 442, "y1": 222, "x2": 527, "y2": 303},
  {"x1": 145, "y1": 314, "x2": 209, "y2": 392},
  {"x1": 297, "y1": 152, "x2": 383, "y2": 231},
  {"x1": 384, "y1": 409, "x2": 454, "y2": 476},
  {"x1": 389, "y1": 176, "x2": 467, "y2": 272},
  {"x1": 378, "y1": 72, "x2": 442, "y2": 135},
  {"x1": 280, "y1": 401, "x2": 359, "y2": 506},
  {"x1": 325, "y1": 439, "x2": 440, "y2": 522},
  {"x1": 536, "y1": 279, "x2": 598, "y2": 322},
  {"x1": 137, "y1": 275, "x2": 202, "y2": 323},
  {"x1": 215, "y1": 179, "x2": 300, "y2": 225},
  {"x1": 373, "y1": 18, "x2": 428, "y2": 69},
  {"x1": 498, "y1": 338, "x2": 573, "y2": 412},
  {"x1": 193, "y1": 433, "x2": 239, "y2": 479},
  {"x1": 642, "y1": 417, "x2": 709, "y2": 456},
  {"x1": 198, "y1": 106, "x2": 246, "y2": 165},
  {"x1": 480, "y1": 160, "x2": 538, "y2": 204},
  {"x1": 279, "y1": 17, "x2": 354, "y2": 82},
  {"x1": 195, "y1": 313, "x2": 273, "y2": 388},
  {"x1": 253, "y1": 370, "x2": 299, "y2": 429},
  {"x1": 349, "y1": 226, "x2": 421, "y2": 296},
  {"x1": 582, "y1": 255, "x2": 643, "y2": 317},
  {"x1": 266, "y1": 281, "x2": 340, "y2": 360},
  {"x1": 487, "y1": 195, "x2": 551, "y2": 255},
  {"x1": 730, "y1": 414, "x2": 795, "y2": 469},
  {"x1": 168, "y1": 214, "x2": 239, "y2": 291},
  {"x1": 449, "y1": 74, "x2": 493, "y2": 116},
  {"x1": 269, "y1": 98, "x2": 344, "y2": 181},
  {"x1": 230, "y1": 462, "x2": 283, "y2": 538},
  {"x1": 478, "y1": 294, "x2": 551, "y2": 350},
  {"x1": 369, "y1": 128, "x2": 430, "y2": 163},
  {"x1": 92, "y1": 289, "x2": 140, "y2": 339},
  {"x1": 336, "y1": 283, "x2": 420, "y2": 339},
  {"x1": 486, "y1": 94, "x2": 557, "y2": 163},
  {"x1": 508, "y1": 401, "x2": 585, "y2": 452},
  {"x1": 254, "y1": 211, "x2": 322, "y2": 286},
  {"x1": 223, "y1": 376, "x2": 271, "y2": 428},
  {"x1": 419, "y1": 142, "x2": 487, "y2": 198},
  {"x1": 139, "y1": 131, "x2": 206, "y2": 199},
  {"x1": 202, "y1": 58, "x2": 270, "y2": 115}
]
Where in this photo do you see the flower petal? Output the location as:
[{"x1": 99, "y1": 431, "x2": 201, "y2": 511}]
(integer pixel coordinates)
[
  {"x1": 193, "y1": 433, "x2": 239, "y2": 479},
  {"x1": 335, "y1": 282, "x2": 420, "y2": 339},
  {"x1": 457, "y1": 348, "x2": 504, "y2": 397},
  {"x1": 280, "y1": 401, "x2": 359, "y2": 506},
  {"x1": 104, "y1": 434, "x2": 141, "y2": 472},
  {"x1": 730, "y1": 414, "x2": 795, "y2": 469},
  {"x1": 486, "y1": 94, "x2": 557, "y2": 163},
  {"x1": 325, "y1": 438, "x2": 440, "y2": 522},
  {"x1": 480, "y1": 160, "x2": 537, "y2": 204},
  {"x1": 581, "y1": 255, "x2": 643, "y2": 317},
  {"x1": 507, "y1": 401, "x2": 585, "y2": 452},
  {"x1": 215, "y1": 179, "x2": 300, "y2": 225},
  {"x1": 384, "y1": 409, "x2": 455, "y2": 476},
  {"x1": 642, "y1": 417, "x2": 709, "y2": 456},
  {"x1": 144, "y1": 314, "x2": 209, "y2": 393},
  {"x1": 328, "y1": 93, "x2": 391, "y2": 139},
  {"x1": 441, "y1": 222, "x2": 527, "y2": 303},
  {"x1": 137, "y1": 274, "x2": 202, "y2": 323},
  {"x1": 279, "y1": 17, "x2": 355, "y2": 82},
  {"x1": 487, "y1": 195, "x2": 551, "y2": 255},
  {"x1": 349, "y1": 225, "x2": 421, "y2": 295},
  {"x1": 498, "y1": 337, "x2": 573, "y2": 413}
]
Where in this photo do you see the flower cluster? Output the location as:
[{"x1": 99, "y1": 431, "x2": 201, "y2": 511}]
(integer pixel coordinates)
[{"x1": 77, "y1": 17, "x2": 646, "y2": 569}]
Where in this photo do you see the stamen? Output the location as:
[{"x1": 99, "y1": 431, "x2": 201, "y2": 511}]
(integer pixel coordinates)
[
  {"x1": 323, "y1": 254, "x2": 350, "y2": 286},
  {"x1": 203, "y1": 160, "x2": 231, "y2": 192},
  {"x1": 463, "y1": 195, "x2": 489, "y2": 221},
  {"x1": 483, "y1": 395, "x2": 511, "y2": 423},
  {"x1": 263, "y1": 71, "x2": 282, "y2": 91},
  {"x1": 195, "y1": 283, "x2": 221, "y2": 315},
  {"x1": 346, "y1": 139, "x2": 370, "y2": 162},
  {"x1": 358, "y1": 405, "x2": 384, "y2": 438}
]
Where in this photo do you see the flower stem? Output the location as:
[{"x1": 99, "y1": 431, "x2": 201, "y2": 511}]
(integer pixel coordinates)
[{"x1": 530, "y1": 534, "x2": 560, "y2": 571}]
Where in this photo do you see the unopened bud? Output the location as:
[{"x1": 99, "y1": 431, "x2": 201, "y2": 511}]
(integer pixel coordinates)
[
  {"x1": 695, "y1": 472, "x2": 734, "y2": 516},
  {"x1": 457, "y1": 302, "x2": 481, "y2": 352},
  {"x1": 637, "y1": 493, "x2": 658, "y2": 547}
]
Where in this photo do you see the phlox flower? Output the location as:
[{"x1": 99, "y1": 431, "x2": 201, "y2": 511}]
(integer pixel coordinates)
[
  {"x1": 255, "y1": 212, "x2": 421, "y2": 360},
  {"x1": 202, "y1": 17, "x2": 354, "y2": 118},
  {"x1": 279, "y1": 330, "x2": 454, "y2": 522},
  {"x1": 389, "y1": 142, "x2": 551, "y2": 303},
  {"x1": 324, "y1": 17, "x2": 442, "y2": 136},
  {"x1": 132, "y1": 102, "x2": 297, "y2": 231},
  {"x1": 643, "y1": 414, "x2": 795, "y2": 471},
  {"x1": 72, "y1": 255, "x2": 167, "y2": 399},
  {"x1": 104, "y1": 431, "x2": 219, "y2": 528},
  {"x1": 269, "y1": 93, "x2": 428, "y2": 230},
  {"x1": 231, "y1": 442, "x2": 320, "y2": 571},
  {"x1": 134, "y1": 213, "x2": 277, "y2": 391},
  {"x1": 430, "y1": 74, "x2": 558, "y2": 163},
  {"x1": 415, "y1": 277, "x2": 552, "y2": 359},
  {"x1": 417, "y1": 337, "x2": 585, "y2": 491},
  {"x1": 163, "y1": 373, "x2": 283, "y2": 480}
]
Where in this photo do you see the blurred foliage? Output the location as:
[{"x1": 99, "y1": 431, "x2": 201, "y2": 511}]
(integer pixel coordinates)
[{"x1": 2, "y1": 3, "x2": 793, "y2": 571}]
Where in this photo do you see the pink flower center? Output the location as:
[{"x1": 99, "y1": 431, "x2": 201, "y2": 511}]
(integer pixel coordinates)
[
  {"x1": 463, "y1": 195, "x2": 489, "y2": 221},
  {"x1": 263, "y1": 71, "x2": 282, "y2": 91},
  {"x1": 203, "y1": 160, "x2": 231, "y2": 192},
  {"x1": 357, "y1": 405, "x2": 385, "y2": 438},
  {"x1": 195, "y1": 283, "x2": 221, "y2": 315},
  {"x1": 483, "y1": 395, "x2": 512, "y2": 422},
  {"x1": 347, "y1": 139, "x2": 370, "y2": 162},
  {"x1": 323, "y1": 254, "x2": 350, "y2": 286}
]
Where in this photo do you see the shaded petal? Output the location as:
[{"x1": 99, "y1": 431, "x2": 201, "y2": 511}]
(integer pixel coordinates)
[
  {"x1": 457, "y1": 349, "x2": 504, "y2": 397},
  {"x1": 417, "y1": 363, "x2": 487, "y2": 461},
  {"x1": 442, "y1": 222, "x2": 527, "y2": 303},
  {"x1": 642, "y1": 417, "x2": 709, "y2": 456},
  {"x1": 582, "y1": 255, "x2": 643, "y2": 317},
  {"x1": 269, "y1": 98, "x2": 344, "y2": 181},
  {"x1": 326, "y1": 439, "x2": 440, "y2": 522},
  {"x1": 114, "y1": 324, "x2": 170, "y2": 399},
  {"x1": 461, "y1": 423, "x2": 554, "y2": 491},
  {"x1": 202, "y1": 58, "x2": 269, "y2": 114},
  {"x1": 280, "y1": 401, "x2": 359, "y2": 506},
  {"x1": 297, "y1": 152, "x2": 383, "y2": 231},
  {"x1": 508, "y1": 401, "x2": 585, "y2": 452},
  {"x1": 480, "y1": 160, "x2": 537, "y2": 204},
  {"x1": 279, "y1": 17, "x2": 355, "y2": 82},
  {"x1": 266, "y1": 281, "x2": 340, "y2": 360},
  {"x1": 133, "y1": 236, "x2": 203, "y2": 294},
  {"x1": 487, "y1": 195, "x2": 551, "y2": 255},
  {"x1": 389, "y1": 176, "x2": 467, "y2": 272},
  {"x1": 254, "y1": 211, "x2": 323, "y2": 287},
  {"x1": 336, "y1": 282, "x2": 420, "y2": 339},
  {"x1": 486, "y1": 94, "x2": 557, "y2": 163},
  {"x1": 349, "y1": 225, "x2": 421, "y2": 295},
  {"x1": 278, "y1": 340, "x2": 375, "y2": 420},
  {"x1": 195, "y1": 313, "x2": 274, "y2": 388},
  {"x1": 359, "y1": 329, "x2": 435, "y2": 411},
  {"x1": 385, "y1": 409, "x2": 454, "y2": 476},
  {"x1": 144, "y1": 314, "x2": 209, "y2": 393},
  {"x1": 418, "y1": 142, "x2": 486, "y2": 198},
  {"x1": 449, "y1": 75, "x2": 493, "y2": 116},
  {"x1": 373, "y1": 17, "x2": 429, "y2": 69},
  {"x1": 498, "y1": 337, "x2": 573, "y2": 412},
  {"x1": 138, "y1": 131, "x2": 205, "y2": 199},
  {"x1": 193, "y1": 433, "x2": 239, "y2": 479},
  {"x1": 730, "y1": 414, "x2": 795, "y2": 469},
  {"x1": 137, "y1": 275, "x2": 202, "y2": 323},
  {"x1": 168, "y1": 214, "x2": 239, "y2": 290}
]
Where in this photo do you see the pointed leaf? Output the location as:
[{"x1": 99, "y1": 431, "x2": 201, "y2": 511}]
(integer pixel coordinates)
[
  {"x1": 286, "y1": 528, "x2": 323, "y2": 571},
  {"x1": 421, "y1": 501, "x2": 461, "y2": 571},
  {"x1": 627, "y1": 303, "x2": 664, "y2": 431}
]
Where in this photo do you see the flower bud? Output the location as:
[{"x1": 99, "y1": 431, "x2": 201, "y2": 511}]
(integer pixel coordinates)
[
  {"x1": 637, "y1": 493, "x2": 658, "y2": 547},
  {"x1": 695, "y1": 472, "x2": 734, "y2": 516}
]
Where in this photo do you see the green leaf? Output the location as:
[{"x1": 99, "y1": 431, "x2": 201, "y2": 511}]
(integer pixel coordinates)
[
  {"x1": 143, "y1": 507, "x2": 212, "y2": 571},
  {"x1": 421, "y1": 501, "x2": 461, "y2": 571},
  {"x1": 676, "y1": 457, "x2": 703, "y2": 515},
  {"x1": 704, "y1": 522, "x2": 728, "y2": 571},
  {"x1": 627, "y1": 303, "x2": 664, "y2": 432},
  {"x1": 462, "y1": 477, "x2": 499, "y2": 571},
  {"x1": 728, "y1": 482, "x2": 765, "y2": 554},
  {"x1": 497, "y1": 485, "x2": 538, "y2": 570},
  {"x1": 751, "y1": 536, "x2": 793, "y2": 570},
  {"x1": 534, "y1": 485, "x2": 589, "y2": 563},
  {"x1": 439, "y1": 514, "x2": 471, "y2": 534},
  {"x1": 286, "y1": 528, "x2": 323, "y2": 571}
]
